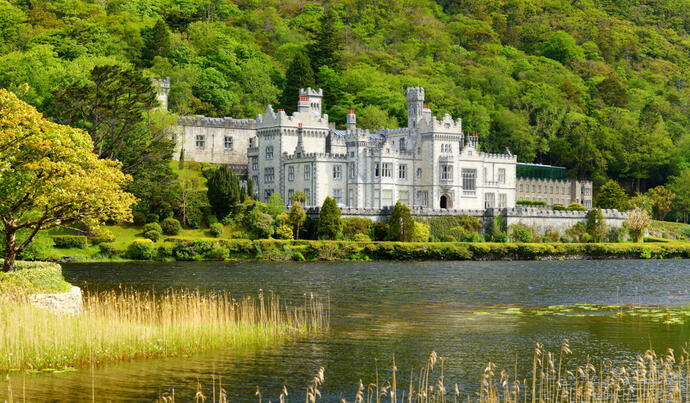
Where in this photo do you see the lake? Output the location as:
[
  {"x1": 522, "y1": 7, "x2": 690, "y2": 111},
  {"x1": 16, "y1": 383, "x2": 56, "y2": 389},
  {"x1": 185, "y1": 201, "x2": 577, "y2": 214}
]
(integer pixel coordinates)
[{"x1": 4, "y1": 259, "x2": 690, "y2": 401}]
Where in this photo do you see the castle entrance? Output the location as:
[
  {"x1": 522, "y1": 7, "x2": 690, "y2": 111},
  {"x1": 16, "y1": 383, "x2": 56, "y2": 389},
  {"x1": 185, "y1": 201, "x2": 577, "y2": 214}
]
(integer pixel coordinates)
[{"x1": 440, "y1": 195, "x2": 448, "y2": 209}]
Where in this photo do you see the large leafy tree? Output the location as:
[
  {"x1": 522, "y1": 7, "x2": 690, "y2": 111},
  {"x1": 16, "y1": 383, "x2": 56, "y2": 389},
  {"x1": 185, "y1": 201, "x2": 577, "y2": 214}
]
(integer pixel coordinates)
[
  {"x1": 317, "y1": 196, "x2": 342, "y2": 240},
  {"x1": 670, "y1": 169, "x2": 690, "y2": 223},
  {"x1": 279, "y1": 52, "x2": 315, "y2": 114},
  {"x1": 0, "y1": 89, "x2": 136, "y2": 272},
  {"x1": 594, "y1": 180, "x2": 629, "y2": 210},
  {"x1": 206, "y1": 165, "x2": 240, "y2": 220},
  {"x1": 387, "y1": 201, "x2": 415, "y2": 242}
]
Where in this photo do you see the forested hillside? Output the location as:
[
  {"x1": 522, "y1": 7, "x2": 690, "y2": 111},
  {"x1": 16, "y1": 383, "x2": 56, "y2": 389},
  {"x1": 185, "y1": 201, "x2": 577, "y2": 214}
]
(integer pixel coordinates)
[{"x1": 1, "y1": 0, "x2": 690, "y2": 194}]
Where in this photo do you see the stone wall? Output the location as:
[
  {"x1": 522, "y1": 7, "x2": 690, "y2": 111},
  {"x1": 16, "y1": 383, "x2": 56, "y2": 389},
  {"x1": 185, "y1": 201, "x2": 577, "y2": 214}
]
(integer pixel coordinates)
[{"x1": 29, "y1": 285, "x2": 83, "y2": 316}]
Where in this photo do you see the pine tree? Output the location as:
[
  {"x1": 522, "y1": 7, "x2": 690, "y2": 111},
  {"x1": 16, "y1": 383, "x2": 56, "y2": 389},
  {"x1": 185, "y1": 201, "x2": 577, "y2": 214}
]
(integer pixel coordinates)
[
  {"x1": 247, "y1": 177, "x2": 254, "y2": 200},
  {"x1": 595, "y1": 180, "x2": 629, "y2": 210},
  {"x1": 307, "y1": 9, "x2": 343, "y2": 73},
  {"x1": 318, "y1": 196, "x2": 342, "y2": 240},
  {"x1": 387, "y1": 201, "x2": 415, "y2": 241},
  {"x1": 141, "y1": 19, "x2": 171, "y2": 66},
  {"x1": 206, "y1": 166, "x2": 239, "y2": 219},
  {"x1": 586, "y1": 208, "x2": 607, "y2": 242},
  {"x1": 279, "y1": 52, "x2": 315, "y2": 114}
]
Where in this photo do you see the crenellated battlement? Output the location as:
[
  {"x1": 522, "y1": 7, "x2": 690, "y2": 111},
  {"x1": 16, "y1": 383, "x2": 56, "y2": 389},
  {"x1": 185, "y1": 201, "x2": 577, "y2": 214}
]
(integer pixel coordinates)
[
  {"x1": 283, "y1": 152, "x2": 349, "y2": 161},
  {"x1": 179, "y1": 115, "x2": 256, "y2": 129}
]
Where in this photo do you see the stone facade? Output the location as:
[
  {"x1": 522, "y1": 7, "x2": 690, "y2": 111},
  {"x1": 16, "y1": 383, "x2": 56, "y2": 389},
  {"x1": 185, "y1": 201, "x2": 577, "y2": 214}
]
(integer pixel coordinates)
[
  {"x1": 516, "y1": 177, "x2": 593, "y2": 208},
  {"x1": 250, "y1": 87, "x2": 518, "y2": 210}
]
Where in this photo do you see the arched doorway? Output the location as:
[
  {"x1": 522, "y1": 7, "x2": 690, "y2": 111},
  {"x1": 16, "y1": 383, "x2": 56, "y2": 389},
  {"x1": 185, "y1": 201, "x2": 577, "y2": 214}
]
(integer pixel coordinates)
[{"x1": 440, "y1": 195, "x2": 448, "y2": 209}]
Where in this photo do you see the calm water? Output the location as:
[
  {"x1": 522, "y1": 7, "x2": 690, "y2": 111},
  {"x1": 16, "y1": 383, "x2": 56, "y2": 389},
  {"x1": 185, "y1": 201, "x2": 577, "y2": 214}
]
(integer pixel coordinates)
[{"x1": 4, "y1": 259, "x2": 690, "y2": 402}]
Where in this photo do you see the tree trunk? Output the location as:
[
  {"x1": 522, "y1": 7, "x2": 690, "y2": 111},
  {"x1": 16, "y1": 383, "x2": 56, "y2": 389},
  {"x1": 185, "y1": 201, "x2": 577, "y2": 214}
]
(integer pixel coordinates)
[
  {"x1": 3, "y1": 229, "x2": 17, "y2": 272},
  {"x1": 295, "y1": 224, "x2": 300, "y2": 240}
]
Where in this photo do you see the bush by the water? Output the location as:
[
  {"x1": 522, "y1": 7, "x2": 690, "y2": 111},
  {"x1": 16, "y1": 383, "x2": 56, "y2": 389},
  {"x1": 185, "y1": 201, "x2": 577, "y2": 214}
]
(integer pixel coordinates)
[
  {"x1": 161, "y1": 218, "x2": 182, "y2": 235},
  {"x1": 126, "y1": 239, "x2": 156, "y2": 260},
  {"x1": 209, "y1": 223, "x2": 224, "y2": 237},
  {"x1": 52, "y1": 235, "x2": 88, "y2": 249}
]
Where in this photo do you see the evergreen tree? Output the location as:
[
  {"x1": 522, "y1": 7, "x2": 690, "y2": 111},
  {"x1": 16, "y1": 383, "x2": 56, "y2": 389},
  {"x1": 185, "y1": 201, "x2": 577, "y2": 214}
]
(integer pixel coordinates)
[
  {"x1": 206, "y1": 166, "x2": 239, "y2": 219},
  {"x1": 586, "y1": 208, "x2": 607, "y2": 242},
  {"x1": 141, "y1": 19, "x2": 171, "y2": 66},
  {"x1": 239, "y1": 183, "x2": 246, "y2": 202},
  {"x1": 307, "y1": 9, "x2": 343, "y2": 73},
  {"x1": 279, "y1": 52, "x2": 315, "y2": 114},
  {"x1": 595, "y1": 180, "x2": 629, "y2": 210},
  {"x1": 318, "y1": 196, "x2": 342, "y2": 240},
  {"x1": 267, "y1": 192, "x2": 285, "y2": 217},
  {"x1": 387, "y1": 201, "x2": 415, "y2": 241},
  {"x1": 246, "y1": 177, "x2": 254, "y2": 200}
]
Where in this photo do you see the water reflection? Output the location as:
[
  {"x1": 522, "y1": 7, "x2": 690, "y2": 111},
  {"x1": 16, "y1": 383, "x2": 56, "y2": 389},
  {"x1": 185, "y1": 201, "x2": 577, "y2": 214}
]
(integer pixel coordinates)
[{"x1": 3, "y1": 259, "x2": 689, "y2": 401}]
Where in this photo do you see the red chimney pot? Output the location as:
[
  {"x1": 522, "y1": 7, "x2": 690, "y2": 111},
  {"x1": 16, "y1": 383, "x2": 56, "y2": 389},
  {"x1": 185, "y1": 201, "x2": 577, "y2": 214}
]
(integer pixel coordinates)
[
  {"x1": 298, "y1": 123, "x2": 303, "y2": 128},
  {"x1": 299, "y1": 96, "x2": 309, "y2": 101},
  {"x1": 277, "y1": 109, "x2": 284, "y2": 112},
  {"x1": 423, "y1": 104, "x2": 430, "y2": 109},
  {"x1": 348, "y1": 109, "x2": 355, "y2": 114}
]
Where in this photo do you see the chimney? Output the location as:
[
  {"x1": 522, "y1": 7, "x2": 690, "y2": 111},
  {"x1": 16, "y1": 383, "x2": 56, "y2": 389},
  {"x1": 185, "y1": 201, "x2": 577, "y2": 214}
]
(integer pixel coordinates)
[
  {"x1": 297, "y1": 96, "x2": 310, "y2": 113},
  {"x1": 346, "y1": 109, "x2": 356, "y2": 131}
]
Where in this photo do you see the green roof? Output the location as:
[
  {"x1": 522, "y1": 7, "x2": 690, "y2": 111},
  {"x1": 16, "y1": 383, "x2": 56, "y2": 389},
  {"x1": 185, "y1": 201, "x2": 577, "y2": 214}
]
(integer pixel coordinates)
[{"x1": 516, "y1": 163, "x2": 566, "y2": 180}]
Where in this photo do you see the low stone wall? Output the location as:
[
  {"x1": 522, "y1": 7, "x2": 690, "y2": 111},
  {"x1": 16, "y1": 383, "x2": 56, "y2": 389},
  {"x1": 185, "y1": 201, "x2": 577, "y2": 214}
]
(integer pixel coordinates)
[{"x1": 29, "y1": 286, "x2": 83, "y2": 316}]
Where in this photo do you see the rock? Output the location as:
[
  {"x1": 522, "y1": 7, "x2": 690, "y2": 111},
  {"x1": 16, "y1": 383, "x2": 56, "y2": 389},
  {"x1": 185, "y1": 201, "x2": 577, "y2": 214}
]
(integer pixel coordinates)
[{"x1": 28, "y1": 286, "x2": 83, "y2": 316}]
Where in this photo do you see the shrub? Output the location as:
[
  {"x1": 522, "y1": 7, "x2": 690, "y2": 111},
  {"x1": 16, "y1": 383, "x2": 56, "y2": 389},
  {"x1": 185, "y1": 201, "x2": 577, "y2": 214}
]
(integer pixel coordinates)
[
  {"x1": 292, "y1": 251, "x2": 306, "y2": 261},
  {"x1": 89, "y1": 228, "x2": 115, "y2": 245},
  {"x1": 146, "y1": 213, "x2": 160, "y2": 223},
  {"x1": 172, "y1": 240, "x2": 214, "y2": 261},
  {"x1": 586, "y1": 208, "x2": 607, "y2": 242},
  {"x1": 566, "y1": 202, "x2": 587, "y2": 211},
  {"x1": 342, "y1": 217, "x2": 373, "y2": 240},
  {"x1": 517, "y1": 200, "x2": 548, "y2": 206},
  {"x1": 508, "y1": 223, "x2": 532, "y2": 243},
  {"x1": 440, "y1": 235, "x2": 456, "y2": 242},
  {"x1": 353, "y1": 233, "x2": 371, "y2": 242},
  {"x1": 133, "y1": 211, "x2": 147, "y2": 226},
  {"x1": 388, "y1": 201, "x2": 415, "y2": 241},
  {"x1": 206, "y1": 214, "x2": 218, "y2": 226},
  {"x1": 607, "y1": 227, "x2": 628, "y2": 242},
  {"x1": 245, "y1": 205, "x2": 274, "y2": 239},
  {"x1": 188, "y1": 212, "x2": 203, "y2": 229},
  {"x1": 373, "y1": 220, "x2": 389, "y2": 241},
  {"x1": 156, "y1": 202, "x2": 174, "y2": 219},
  {"x1": 318, "y1": 196, "x2": 342, "y2": 240},
  {"x1": 161, "y1": 218, "x2": 182, "y2": 235},
  {"x1": 486, "y1": 216, "x2": 506, "y2": 242},
  {"x1": 126, "y1": 239, "x2": 156, "y2": 260},
  {"x1": 625, "y1": 207, "x2": 650, "y2": 242},
  {"x1": 157, "y1": 244, "x2": 174, "y2": 259},
  {"x1": 565, "y1": 222, "x2": 587, "y2": 242},
  {"x1": 209, "y1": 223, "x2": 224, "y2": 237},
  {"x1": 417, "y1": 216, "x2": 480, "y2": 240},
  {"x1": 553, "y1": 204, "x2": 566, "y2": 211},
  {"x1": 544, "y1": 229, "x2": 561, "y2": 243},
  {"x1": 275, "y1": 224, "x2": 294, "y2": 240},
  {"x1": 411, "y1": 221, "x2": 430, "y2": 242},
  {"x1": 143, "y1": 223, "x2": 162, "y2": 233},
  {"x1": 461, "y1": 232, "x2": 483, "y2": 242},
  {"x1": 207, "y1": 243, "x2": 229, "y2": 260},
  {"x1": 144, "y1": 230, "x2": 162, "y2": 242},
  {"x1": 98, "y1": 243, "x2": 120, "y2": 258},
  {"x1": 52, "y1": 235, "x2": 88, "y2": 249},
  {"x1": 0, "y1": 261, "x2": 69, "y2": 293}
]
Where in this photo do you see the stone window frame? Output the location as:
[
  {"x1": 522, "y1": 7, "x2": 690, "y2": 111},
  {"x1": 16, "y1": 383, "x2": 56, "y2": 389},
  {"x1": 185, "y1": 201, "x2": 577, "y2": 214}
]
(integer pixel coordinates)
[
  {"x1": 499, "y1": 193, "x2": 507, "y2": 208},
  {"x1": 374, "y1": 162, "x2": 380, "y2": 177},
  {"x1": 332, "y1": 188, "x2": 342, "y2": 204},
  {"x1": 195, "y1": 134, "x2": 206, "y2": 149},
  {"x1": 224, "y1": 136, "x2": 233, "y2": 150},
  {"x1": 304, "y1": 164, "x2": 311, "y2": 180},
  {"x1": 287, "y1": 166, "x2": 294, "y2": 182},
  {"x1": 264, "y1": 189, "x2": 273, "y2": 201},
  {"x1": 251, "y1": 157, "x2": 258, "y2": 171},
  {"x1": 265, "y1": 145, "x2": 274, "y2": 160},
  {"x1": 264, "y1": 167, "x2": 274, "y2": 184},
  {"x1": 440, "y1": 164, "x2": 453, "y2": 180},
  {"x1": 333, "y1": 165, "x2": 342, "y2": 180},
  {"x1": 381, "y1": 163, "x2": 392, "y2": 178},
  {"x1": 462, "y1": 168, "x2": 477, "y2": 191},
  {"x1": 398, "y1": 164, "x2": 407, "y2": 180},
  {"x1": 498, "y1": 168, "x2": 506, "y2": 184},
  {"x1": 484, "y1": 192, "x2": 495, "y2": 209},
  {"x1": 416, "y1": 168, "x2": 422, "y2": 178},
  {"x1": 381, "y1": 189, "x2": 393, "y2": 206}
]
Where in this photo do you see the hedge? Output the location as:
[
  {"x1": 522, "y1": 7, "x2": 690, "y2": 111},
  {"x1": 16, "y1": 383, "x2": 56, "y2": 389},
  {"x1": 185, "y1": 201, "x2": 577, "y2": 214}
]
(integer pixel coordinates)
[
  {"x1": 516, "y1": 200, "x2": 548, "y2": 206},
  {"x1": 0, "y1": 260, "x2": 71, "y2": 293},
  {"x1": 52, "y1": 235, "x2": 88, "y2": 249},
  {"x1": 122, "y1": 238, "x2": 690, "y2": 262}
]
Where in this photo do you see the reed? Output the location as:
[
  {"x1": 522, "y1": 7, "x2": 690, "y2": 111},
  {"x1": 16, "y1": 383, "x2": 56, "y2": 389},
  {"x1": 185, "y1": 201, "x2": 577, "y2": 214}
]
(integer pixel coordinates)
[{"x1": 0, "y1": 289, "x2": 327, "y2": 371}]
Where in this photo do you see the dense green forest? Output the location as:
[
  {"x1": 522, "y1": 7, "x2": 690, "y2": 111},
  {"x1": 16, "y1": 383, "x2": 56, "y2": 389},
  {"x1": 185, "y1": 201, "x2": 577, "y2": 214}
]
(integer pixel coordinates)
[{"x1": 1, "y1": 0, "x2": 690, "y2": 197}]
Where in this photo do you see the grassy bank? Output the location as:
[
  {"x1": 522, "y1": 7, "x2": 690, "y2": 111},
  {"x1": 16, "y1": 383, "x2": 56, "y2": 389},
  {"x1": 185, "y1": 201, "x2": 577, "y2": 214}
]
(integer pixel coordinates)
[
  {"x1": 0, "y1": 260, "x2": 71, "y2": 294},
  {"x1": 0, "y1": 288, "x2": 326, "y2": 371}
]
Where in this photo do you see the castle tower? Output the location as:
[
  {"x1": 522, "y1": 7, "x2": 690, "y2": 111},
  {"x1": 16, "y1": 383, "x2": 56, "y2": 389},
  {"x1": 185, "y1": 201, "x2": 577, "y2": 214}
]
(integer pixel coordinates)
[
  {"x1": 298, "y1": 87, "x2": 323, "y2": 115},
  {"x1": 151, "y1": 77, "x2": 170, "y2": 110},
  {"x1": 346, "y1": 109, "x2": 356, "y2": 131},
  {"x1": 406, "y1": 87, "x2": 424, "y2": 130}
]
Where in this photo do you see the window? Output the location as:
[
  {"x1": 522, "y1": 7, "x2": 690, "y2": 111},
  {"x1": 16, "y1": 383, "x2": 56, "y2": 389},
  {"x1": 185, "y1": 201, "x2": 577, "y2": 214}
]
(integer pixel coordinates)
[
  {"x1": 462, "y1": 169, "x2": 476, "y2": 191},
  {"x1": 550, "y1": 186, "x2": 553, "y2": 194},
  {"x1": 498, "y1": 168, "x2": 506, "y2": 184},
  {"x1": 441, "y1": 143, "x2": 452, "y2": 153},
  {"x1": 416, "y1": 168, "x2": 422, "y2": 178},
  {"x1": 519, "y1": 184, "x2": 524, "y2": 192},
  {"x1": 382, "y1": 189, "x2": 393, "y2": 206},
  {"x1": 265, "y1": 146, "x2": 273, "y2": 160},
  {"x1": 441, "y1": 164, "x2": 453, "y2": 180},
  {"x1": 224, "y1": 136, "x2": 233, "y2": 150},
  {"x1": 304, "y1": 188, "x2": 311, "y2": 202},
  {"x1": 374, "y1": 162, "x2": 380, "y2": 177},
  {"x1": 333, "y1": 188, "x2": 342, "y2": 204},
  {"x1": 398, "y1": 164, "x2": 407, "y2": 180},
  {"x1": 288, "y1": 189, "x2": 294, "y2": 201},
  {"x1": 416, "y1": 191, "x2": 428, "y2": 207},
  {"x1": 532, "y1": 184, "x2": 536, "y2": 193},
  {"x1": 333, "y1": 165, "x2": 342, "y2": 180},
  {"x1": 195, "y1": 135, "x2": 205, "y2": 148},
  {"x1": 251, "y1": 157, "x2": 258, "y2": 171},
  {"x1": 484, "y1": 192, "x2": 495, "y2": 208},
  {"x1": 398, "y1": 190, "x2": 409, "y2": 204},
  {"x1": 264, "y1": 189, "x2": 273, "y2": 201},
  {"x1": 381, "y1": 163, "x2": 392, "y2": 177},
  {"x1": 499, "y1": 193, "x2": 507, "y2": 208},
  {"x1": 288, "y1": 166, "x2": 294, "y2": 182},
  {"x1": 348, "y1": 189, "x2": 354, "y2": 206},
  {"x1": 304, "y1": 164, "x2": 311, "y2": 180},
  {"x1": 538, "y1": 185, "x2": 542, "y2": 193},
  {"x1": 349, "y1": 163, "x2": 356, "y2": 178},
  {"x1": 264, "y1": 167, "x2": 274, "y2": 184},
  {"x1": 399, "y1": 138, "x2": 406, "y2": 152}
]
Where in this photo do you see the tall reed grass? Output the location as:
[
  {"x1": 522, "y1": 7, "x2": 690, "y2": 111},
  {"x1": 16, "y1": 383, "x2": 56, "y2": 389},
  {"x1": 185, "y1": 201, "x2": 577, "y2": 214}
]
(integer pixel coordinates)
[{"x1": 0, "y1": 289, "x2": 327, "y2": 371}]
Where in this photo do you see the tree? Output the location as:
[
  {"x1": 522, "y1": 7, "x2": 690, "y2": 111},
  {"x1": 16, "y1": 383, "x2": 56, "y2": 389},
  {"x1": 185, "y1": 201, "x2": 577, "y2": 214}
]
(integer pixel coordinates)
[
  {"x1": 387, "y1": 201, "x2": 415, "y2": 242},
  {"x1": 595, "y1": 180, "x2": 629, "y2": 210},
  {"x1": 597, "y1": 77, "x2": 628, "y2": 107},
  {"x1": 307, "y1": 9, "x2": 343, "y2": 73},
  {"x1": 279, "y1": 52, "x2": 315, "y2": 114},
  {"x1": 318, "y1": 196, "x2": 342, "y2": 240},
  {"x1": 669, "y1": 169, "x2": 690, "y2": 223},
  {"x1": 247, "y1": 177, "x2": 254, "y2": 200},
  {"x1": 288, "y1": 202, "x2": 306, "y2": 240},
  {"x1": 206, "y1": 166, "x2": 240, "y2": 219},
  {"x1": 141, "y1": 19, "x2": 171, "y2": 66},
  {"x1": 586, "y1": 208, "x2": 607, "y2": 242},
  {"x1": 291, "y1": 190, "x2": 309, "y2": 205},
  {"x1": 541, "y1": 31, "x2": 583, "y2": 66},
  {"x1": 0, "y1": 89, "x2": 136, "y2": 271},
  {"x1": 646, "y1": 186, "x2": 676, "y2": 220},
  {"x1": 267, "y1": 192, "x2": 285, "y2": 217},
  {"x1": 625, "y1": 207, "x2": 650, "y2": 242}
]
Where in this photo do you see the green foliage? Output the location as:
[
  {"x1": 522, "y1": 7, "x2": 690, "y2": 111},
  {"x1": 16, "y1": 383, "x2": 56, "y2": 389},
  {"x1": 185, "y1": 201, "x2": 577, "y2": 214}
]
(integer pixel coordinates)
[
  {"x1": 143, "y1": 223, "x2": 163, "y2": 233},
  {"x1": 161, "y1": 218, "x2": 182, "y2": 235},
  {"x1": 52, "y1": 236, "x2": 88, "y2": 249},
  {"x1": 373, "y1": 220, "x2": 389, "y2": 241},
  {"x1": 508, "y1": 223, "x2": 532, "y2": 243},
  {"x1": 143, "y1": 230, "x2": 162, "y2": 242},
  {"x1": 342, "y1": 217, "x2": 373, "y2": 240},
  {"x1": 89, "y1": 228, "x2": 115, "y2": 245},
  {"x1": 98, "y1": 243, "x2": 121, "y2": 258},
  {"x1": 209, "y1": 223, "x2": 224, "y2": 238},
  {"x1": 318, "y1": 196, "x2": 342, "y2": 240},
  {"x1": 206, "y1": 166, "x2": 240, "y2": 220},
  {"x1": 486, "y1": 216, "x2": 507, "y2": 242},
  {"x1": 275, "y1": 224, "x2": 294, "y2": 240},
  {"x1": 0, "y1": 261, "x2": 70, "y2": 294},
  {"x1": 288, "y1": 203, "x2": 307, "y2": 240},
  {"x1": 307, "y1": 9, "x2": 343, "y2": 73},
  {"x1": 541, "y1": 31, "x2": 583, "y2": 65},
  {"x1": 133, "y1": 212, "x2": 147, "y2": 226},
  {"x1": 565, "y1": 222, "x2": 587, "y2": 242},
  {"x1": 126, "y1": 239, "x2": 156, "y2": 260},
  {"x1": 141, "y1": 20, "x2": 171, "y2": 67},
  {"x1": 245, "y1": 205, "x2": 274, "y2": 239},
  {"x1": 267, "y1": 193, "x2": 285, "y2": 217},
  {"x1": 207, "y1": 243, "x2": 229, "y2": 260},
  {"x1": 566, "y1": 202, "x2": 587, "y2": 211},
  {"x1": 388, "y1": 201, "x2": 415, "y2": 241},
  {"x1": 595, "y1": 180, "x2": 628, "y2": 210},
  {"x1": 586, "y1": 208, "x2": 607, "y2": 242},
  {"x1": 146, "y1": 213, "x2": 160, "y2": 224},
  {"x1": 280, "y1": 52, "x2": 315, "y2": 113},
  {"x1": 517, "y1": 200, "x2": 547, "y2": 206},
  {"x1": 418, "y1": 216, "x2": 481, "y2": 240},
  {"x1": 353, "y1": 233, "x2": 371, "y2": 242},
  {"x1": 411, "y1": 221, "x2": 430, "y2": 242}
]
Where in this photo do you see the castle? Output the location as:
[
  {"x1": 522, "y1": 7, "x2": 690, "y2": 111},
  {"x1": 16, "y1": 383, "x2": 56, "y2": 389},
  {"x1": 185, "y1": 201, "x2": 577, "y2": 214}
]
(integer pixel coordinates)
[{"x1": 156, "y1": 79, "x2": 591, "y2": 211}]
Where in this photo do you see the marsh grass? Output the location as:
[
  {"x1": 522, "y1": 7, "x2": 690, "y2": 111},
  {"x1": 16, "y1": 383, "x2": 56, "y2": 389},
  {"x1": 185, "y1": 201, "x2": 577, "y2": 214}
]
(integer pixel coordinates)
[{"x1": 0, "y1": 289, "x2": 327, "y2": 371}]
